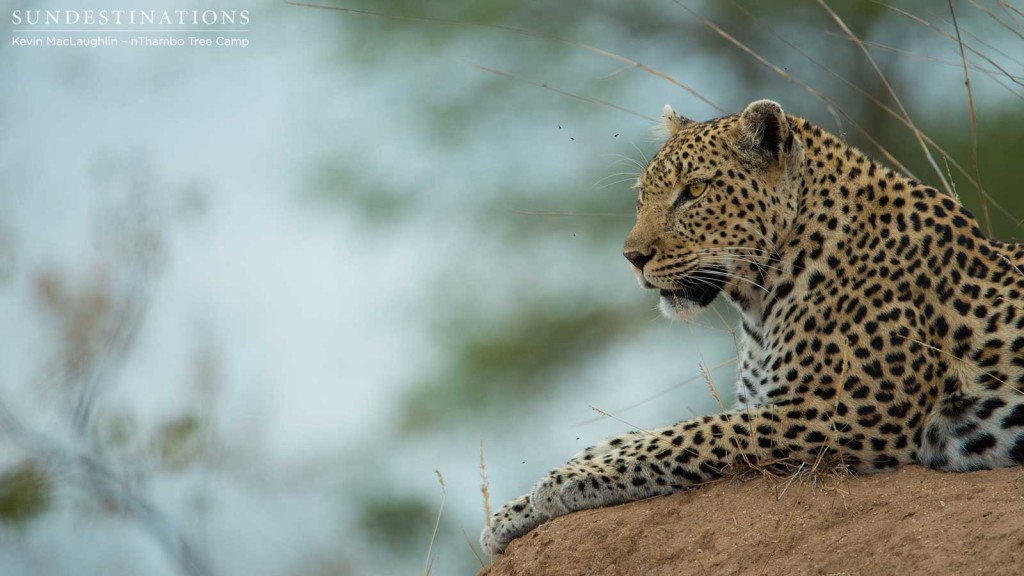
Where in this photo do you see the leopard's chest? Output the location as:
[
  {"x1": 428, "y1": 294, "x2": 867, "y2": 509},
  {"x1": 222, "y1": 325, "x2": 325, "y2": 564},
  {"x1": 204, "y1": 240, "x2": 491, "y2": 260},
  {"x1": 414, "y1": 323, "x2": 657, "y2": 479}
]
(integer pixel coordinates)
[{"x1": 732, "y1": 324, "x2": 795, "y2": 410}]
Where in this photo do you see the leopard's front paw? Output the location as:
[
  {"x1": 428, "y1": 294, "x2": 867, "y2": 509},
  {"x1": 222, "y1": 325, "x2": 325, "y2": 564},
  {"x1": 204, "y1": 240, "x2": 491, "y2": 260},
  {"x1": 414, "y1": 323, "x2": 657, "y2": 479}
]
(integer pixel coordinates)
[
  {"x1": 479, "y1": 494, "x2": 549, "y2": 555},
  {"x1": 481, "y1": 463, "x2": 631, "y2": 554}
]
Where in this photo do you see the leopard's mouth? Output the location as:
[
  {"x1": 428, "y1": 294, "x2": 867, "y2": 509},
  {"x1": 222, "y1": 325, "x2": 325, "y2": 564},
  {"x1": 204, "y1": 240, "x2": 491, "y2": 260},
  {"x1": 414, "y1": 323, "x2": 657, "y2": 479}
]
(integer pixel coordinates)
[{"x1": 658, "y1": 266, "x2": 727, "y2": 308}]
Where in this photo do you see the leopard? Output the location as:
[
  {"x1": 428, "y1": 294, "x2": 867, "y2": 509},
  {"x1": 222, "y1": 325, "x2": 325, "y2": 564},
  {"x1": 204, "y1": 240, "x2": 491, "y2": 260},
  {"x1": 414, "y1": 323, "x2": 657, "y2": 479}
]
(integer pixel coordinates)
[{"x1": 481, "y1": 98, "x2": 1024, "y2": 555}]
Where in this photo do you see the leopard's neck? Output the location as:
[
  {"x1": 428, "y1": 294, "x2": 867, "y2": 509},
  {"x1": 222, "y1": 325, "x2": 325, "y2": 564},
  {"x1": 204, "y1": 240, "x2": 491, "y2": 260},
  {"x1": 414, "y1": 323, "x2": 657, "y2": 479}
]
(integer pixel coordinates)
[{"x1": 726, "y1": 119, "x2": 987, "y2": 336}]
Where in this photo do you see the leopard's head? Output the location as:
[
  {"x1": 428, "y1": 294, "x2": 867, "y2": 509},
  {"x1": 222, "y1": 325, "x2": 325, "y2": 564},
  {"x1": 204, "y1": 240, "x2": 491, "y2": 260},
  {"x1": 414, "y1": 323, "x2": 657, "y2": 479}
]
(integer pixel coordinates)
[{"x1": 624, "y1": 99, "x2": 805, "y2": 321}]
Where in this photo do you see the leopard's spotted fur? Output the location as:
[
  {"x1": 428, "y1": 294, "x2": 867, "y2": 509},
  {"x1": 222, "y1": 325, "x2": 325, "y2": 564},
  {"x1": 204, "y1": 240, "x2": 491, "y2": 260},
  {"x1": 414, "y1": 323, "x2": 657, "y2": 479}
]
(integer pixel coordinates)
[{"x1": 481, "y1": 99, "x2": 1024, "y2": 555}]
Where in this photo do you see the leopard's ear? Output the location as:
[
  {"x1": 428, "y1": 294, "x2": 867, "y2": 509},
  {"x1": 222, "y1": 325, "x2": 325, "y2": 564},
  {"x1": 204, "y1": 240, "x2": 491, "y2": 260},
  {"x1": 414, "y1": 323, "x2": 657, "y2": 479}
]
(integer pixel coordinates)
[
  {"x1": 659, "y1": 104, "x2": 692, "y2": 138},
  {"x1": 738, "y1": 99, "x2": 792, "y2": 161}
]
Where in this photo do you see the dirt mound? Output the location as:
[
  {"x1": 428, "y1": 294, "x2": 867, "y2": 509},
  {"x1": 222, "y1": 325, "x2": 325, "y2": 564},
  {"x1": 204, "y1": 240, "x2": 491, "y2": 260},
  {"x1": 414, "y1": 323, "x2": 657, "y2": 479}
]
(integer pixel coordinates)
[{"x1": 480, "y1": 466, "x2": 1024, "y2": 576}]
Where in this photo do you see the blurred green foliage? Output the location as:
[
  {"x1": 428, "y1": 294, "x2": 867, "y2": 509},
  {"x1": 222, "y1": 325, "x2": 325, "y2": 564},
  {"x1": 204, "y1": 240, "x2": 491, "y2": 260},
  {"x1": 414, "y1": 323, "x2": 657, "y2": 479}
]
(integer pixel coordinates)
[
  {"x1": 154, "y1": 415, "x2": 208, "y2": 472},
  {"x1": 307, "y1": 163, "x2": 415, "y2": 224},
  {"x1": 402, "y1": 301, "x2": 646, "y2": 431},
  {"x1": 0, "y1": 462, "x2": 52, "y2": 527},
  {"x1": 935, "y1": 110, "x2": 1024, "y2": 242},
  {"x1": 356, "y1": 494, "x2": 440, "y2": 551}
]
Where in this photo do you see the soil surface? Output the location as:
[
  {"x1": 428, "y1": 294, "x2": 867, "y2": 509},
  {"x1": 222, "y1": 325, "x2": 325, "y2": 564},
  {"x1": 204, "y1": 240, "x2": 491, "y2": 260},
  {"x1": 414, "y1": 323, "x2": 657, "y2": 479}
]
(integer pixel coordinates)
[{"x1": 479, "y1": 466, "x2": 1024, "y2": 576}]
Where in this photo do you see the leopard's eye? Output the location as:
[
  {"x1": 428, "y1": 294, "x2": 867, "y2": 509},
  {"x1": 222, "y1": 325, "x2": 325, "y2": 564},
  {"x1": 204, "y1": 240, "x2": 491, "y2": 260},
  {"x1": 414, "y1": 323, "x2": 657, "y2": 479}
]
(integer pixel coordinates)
[{"x1": 672, "y1": 181, "x2": 709, "y2": 207}]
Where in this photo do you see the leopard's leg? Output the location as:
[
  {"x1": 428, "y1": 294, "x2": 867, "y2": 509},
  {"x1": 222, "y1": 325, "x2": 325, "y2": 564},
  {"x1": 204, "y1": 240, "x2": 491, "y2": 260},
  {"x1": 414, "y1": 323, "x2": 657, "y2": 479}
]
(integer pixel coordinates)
[
  {"x1": 483, "y1": 406, "x2": 867, "y2": 554},
  {"x1": 567, "y1": 430, "x2": 645, "y2": 463},
  {"x1": 920, "y1": 388, "x2": 1024, "y2": 471}
]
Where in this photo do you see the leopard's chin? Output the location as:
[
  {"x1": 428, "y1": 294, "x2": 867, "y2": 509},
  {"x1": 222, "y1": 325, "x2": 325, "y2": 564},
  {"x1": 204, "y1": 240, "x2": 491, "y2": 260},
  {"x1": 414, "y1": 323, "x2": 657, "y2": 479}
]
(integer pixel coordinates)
[{"x1": 656, "y1": 266, "x2": 727, "y2": 321}]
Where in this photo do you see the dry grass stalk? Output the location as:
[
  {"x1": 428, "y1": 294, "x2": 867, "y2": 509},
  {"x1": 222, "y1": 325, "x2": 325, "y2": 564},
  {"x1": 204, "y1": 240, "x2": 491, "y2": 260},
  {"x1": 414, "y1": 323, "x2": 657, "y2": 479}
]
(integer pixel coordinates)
[
  {"x1": 826, "y1": 34, "x2": 1024, "y2": 93},
  {"x1": 944, "y1": 157, "x2": 962, "y2": 203},
  {"x1": 873, "y1": 0, "x2": 1024, "y2": 91},
  {"x1": 479, "y1": 440, "x2": 495, "y2": 564},
  {"x1": 479, "y1": 439, "x2": 492, "y2": 527},
  {"x1": 815, "y1": 0, "x2": 954, "y2": 198},
  {"x1": 460, "y1": 525, "x2": 486, "y2": 568},
  {"x1": 589, "y1": 405, "x2": 660, "y2": 439},
  {"x1": 672, "y1": 0, "x2": 916, "y2": 178},
  {"x1": 950, "y1": 0, "x2": 993, "y2": 237},
  {"x1": 728, "y1": 0, "x2": 1015, "y2": 211},
  {"x1": 699, "y1": 362, "x2": 728, "y2": 415},
  {"x1": 462, "y1": 60, "x2": 655, "y2": 122},
  {"x1": 423, "y1": 470, "x2": 447, "y2": 576},
  {"x1": 573, "y1": 356, "x2": 739, "y2": 426},
  {"x1": 969, "y1": 0, "x2": 1024, "y2": 41},
  {"x1": 690, "y1": 328, "x2": 764, "y2": 473}
]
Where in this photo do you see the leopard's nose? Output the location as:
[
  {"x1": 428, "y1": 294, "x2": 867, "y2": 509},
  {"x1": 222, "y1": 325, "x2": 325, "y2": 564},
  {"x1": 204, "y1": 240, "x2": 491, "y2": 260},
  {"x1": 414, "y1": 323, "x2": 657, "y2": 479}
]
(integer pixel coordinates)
[{"x1": 623, "y1": 250, "x2": 654, "y2": 270}]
